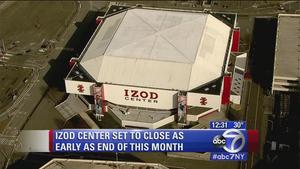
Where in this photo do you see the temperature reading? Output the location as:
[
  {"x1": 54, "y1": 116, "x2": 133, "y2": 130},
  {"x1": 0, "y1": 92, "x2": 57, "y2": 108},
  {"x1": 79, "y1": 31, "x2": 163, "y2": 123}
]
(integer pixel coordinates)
[
  {"x1": 210, "y1": 121, "x2": 246, "y2": 129},
  {"x1": 233, "y1": 122, "x2": 244, "y2": 129}
]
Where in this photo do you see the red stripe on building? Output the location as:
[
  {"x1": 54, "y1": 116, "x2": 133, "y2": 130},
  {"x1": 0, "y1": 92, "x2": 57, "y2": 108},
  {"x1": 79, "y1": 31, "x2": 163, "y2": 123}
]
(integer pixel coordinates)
[
  {"x1": 248, "y1": 130, "x2": 259, "y2": 152},
  {"x1": 96, "y1": 17, "x2": 103, "y2": 25},
  {"x1": 231, "y1": 28, "x2": 240, "y2": 52},
  {"x1": 244, "y1": 71, "x2": 252, "y2": 80},
  {"x1": 49, "y1": 130, "x2": 53, "y2": 152},
  {"x1": 69, "y1": 59, "x2": 76, "y2": 68},
  {"x1": 221, "y1": 76, "x2": 231, "y2": 105}
]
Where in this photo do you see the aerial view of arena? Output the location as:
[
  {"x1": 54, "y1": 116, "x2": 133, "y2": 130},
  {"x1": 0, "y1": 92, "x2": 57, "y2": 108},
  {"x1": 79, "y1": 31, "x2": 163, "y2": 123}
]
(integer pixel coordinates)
[{"x1": 0, "y1": 1, "x2": 299, "y2": 169}]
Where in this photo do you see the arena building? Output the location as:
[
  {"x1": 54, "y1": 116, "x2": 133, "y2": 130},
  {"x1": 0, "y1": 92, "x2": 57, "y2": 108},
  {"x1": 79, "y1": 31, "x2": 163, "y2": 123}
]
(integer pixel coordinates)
[{"x1": 64, "y1": 5, "x2": 240, "y2": 128}]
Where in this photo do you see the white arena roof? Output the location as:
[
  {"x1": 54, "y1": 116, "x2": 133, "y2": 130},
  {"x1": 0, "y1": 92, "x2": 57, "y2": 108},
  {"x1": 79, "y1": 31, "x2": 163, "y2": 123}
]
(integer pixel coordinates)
[{"x1": 80, "y1": 8, "x2": 231, "y2": 91}]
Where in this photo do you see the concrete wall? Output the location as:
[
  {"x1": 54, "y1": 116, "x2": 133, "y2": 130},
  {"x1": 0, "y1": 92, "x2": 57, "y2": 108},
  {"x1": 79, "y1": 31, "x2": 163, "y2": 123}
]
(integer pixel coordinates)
[
  {"x1": 65, "y1": 79, "x2": 95, "y2": 95},
  {"x1": 122, "y1": 115, "x2": 175, "y2": 129},
  {"x1": 230, "y1": 95, "x2": 241, "y2": 105},
  {"x1": 187, "y1": 92, "x2": 221, "y2": 109},
  {"x1": 187, "y1": 108, "x2": 218, "y2": 122}
]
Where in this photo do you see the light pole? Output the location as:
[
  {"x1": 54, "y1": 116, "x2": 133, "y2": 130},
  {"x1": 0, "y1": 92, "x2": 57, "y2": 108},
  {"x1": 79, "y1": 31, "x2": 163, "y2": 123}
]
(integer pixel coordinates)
[{"x1": 115, "y1": 152, "x2": 119, "y2": 169}]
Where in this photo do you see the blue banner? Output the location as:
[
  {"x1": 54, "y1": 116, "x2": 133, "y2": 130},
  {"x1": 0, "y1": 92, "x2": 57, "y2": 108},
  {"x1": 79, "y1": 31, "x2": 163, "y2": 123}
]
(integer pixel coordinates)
[{"x1": 50, "y1": 129, "x2": 248, "y2": 153}]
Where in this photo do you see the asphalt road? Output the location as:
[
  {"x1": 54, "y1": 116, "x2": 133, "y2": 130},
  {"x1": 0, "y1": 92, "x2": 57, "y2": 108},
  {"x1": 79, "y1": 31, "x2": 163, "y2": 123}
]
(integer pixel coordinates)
[{"x1": 242, "y1": 80, "x2": 266, "y2": 169}]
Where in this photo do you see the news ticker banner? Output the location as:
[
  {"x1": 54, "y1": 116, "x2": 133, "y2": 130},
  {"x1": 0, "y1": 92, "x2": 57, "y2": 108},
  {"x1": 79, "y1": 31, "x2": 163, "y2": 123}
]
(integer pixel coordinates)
[
  {"x1": 49, "y1": 129, "x2": 248, "y2": 153},
  {"x1": 17, "y1": 128, "x2": 258, "y2": 161}
]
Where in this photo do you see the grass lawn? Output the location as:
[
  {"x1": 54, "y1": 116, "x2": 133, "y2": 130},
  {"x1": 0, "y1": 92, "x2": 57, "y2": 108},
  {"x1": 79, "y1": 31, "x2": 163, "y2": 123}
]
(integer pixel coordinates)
[
  {"x1": 0, "y1": 66, "x2": 32, "y2": 111},
  {"x1": 0, "y1": 1, "x2": 77, "y2": 45}
]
